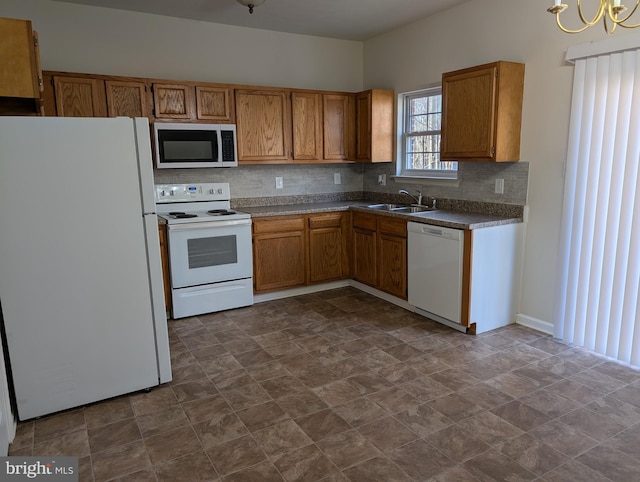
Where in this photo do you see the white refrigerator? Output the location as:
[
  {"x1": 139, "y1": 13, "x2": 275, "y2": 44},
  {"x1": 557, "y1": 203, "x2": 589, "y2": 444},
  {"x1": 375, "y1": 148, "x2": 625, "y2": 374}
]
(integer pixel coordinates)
[{"x1": 0, "y1": 116, "x2": 172, "y2": 421}]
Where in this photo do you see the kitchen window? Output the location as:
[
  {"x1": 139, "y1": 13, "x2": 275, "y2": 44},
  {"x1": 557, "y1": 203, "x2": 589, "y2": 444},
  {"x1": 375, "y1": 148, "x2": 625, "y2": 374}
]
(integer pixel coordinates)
[{"x1": 397, "y1": 87, "x2": 457, "y2": 180}]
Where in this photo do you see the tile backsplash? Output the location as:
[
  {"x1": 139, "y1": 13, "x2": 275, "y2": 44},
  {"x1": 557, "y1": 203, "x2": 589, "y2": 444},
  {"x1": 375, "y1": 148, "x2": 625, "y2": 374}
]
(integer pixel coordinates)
[
  {"x1": 153, "y1": 164, "x2": 363, "y2": 199},
  {"x1": 153, "y1": 161, "x2": 528, "y2": 206},
  {"x1": 363, "y1": 161, "x2": 529, "y2": 206}
]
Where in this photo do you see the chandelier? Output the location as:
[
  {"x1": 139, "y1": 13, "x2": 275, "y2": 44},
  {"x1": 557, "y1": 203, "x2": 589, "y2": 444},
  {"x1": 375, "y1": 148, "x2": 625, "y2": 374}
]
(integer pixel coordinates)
[
  {"x1": 237, "y1": 0, "x2": 265, "y2": 14},
  {"x1": 548, "y1": 0, "x2": 640, "y2": 34}
]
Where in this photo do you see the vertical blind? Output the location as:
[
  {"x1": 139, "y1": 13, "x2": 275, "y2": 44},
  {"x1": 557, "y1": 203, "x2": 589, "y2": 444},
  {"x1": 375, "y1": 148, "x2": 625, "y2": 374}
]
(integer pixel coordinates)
[{"x1": 555, "y1": 48, "x2": 640, "y2": 367}]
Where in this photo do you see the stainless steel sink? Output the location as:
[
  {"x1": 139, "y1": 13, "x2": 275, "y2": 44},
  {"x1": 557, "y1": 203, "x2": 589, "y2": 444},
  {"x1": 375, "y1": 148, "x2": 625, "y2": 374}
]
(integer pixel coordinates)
[
  {"x1": 366, "y1": 203, "x2": 407, "y2": 210},
  {"x1": 366, "y1": 203, "x2": 436, "y2": 213},
  {"x1": 391, "y1": 205, "x2": 435, "y2": 213}
]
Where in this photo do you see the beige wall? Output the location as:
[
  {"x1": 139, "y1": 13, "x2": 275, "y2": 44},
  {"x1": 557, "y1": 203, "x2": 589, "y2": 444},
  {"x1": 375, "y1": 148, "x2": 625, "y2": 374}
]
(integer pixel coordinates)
[
  {"x1": 363, "y1": 0, "x2": 637, "y2": 328},
  {"x1": 0, "y1": 0, "x2": 363, "y2": 91}
]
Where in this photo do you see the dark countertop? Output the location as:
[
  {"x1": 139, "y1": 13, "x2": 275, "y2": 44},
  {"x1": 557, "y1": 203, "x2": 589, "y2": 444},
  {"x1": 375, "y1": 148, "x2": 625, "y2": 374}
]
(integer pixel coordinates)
[{"x1": 240, "y1": 201, "x2": 523, "y2": 230}]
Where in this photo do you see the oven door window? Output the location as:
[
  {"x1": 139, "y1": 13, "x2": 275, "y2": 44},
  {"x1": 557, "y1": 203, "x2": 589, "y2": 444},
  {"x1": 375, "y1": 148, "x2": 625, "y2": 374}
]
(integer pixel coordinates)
[
  {"x1": 168, "y1": 223, "x2": 252, "y2": 289},
  {"x1": 188, "y1": 235, "x2": 237, "y2": 269}
]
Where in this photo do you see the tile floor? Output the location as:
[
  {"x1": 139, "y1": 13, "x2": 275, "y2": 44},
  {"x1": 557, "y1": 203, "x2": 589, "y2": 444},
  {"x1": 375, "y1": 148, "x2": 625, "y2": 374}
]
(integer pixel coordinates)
[{"x1": 8, "y1": 287, "x2": 640, "y2": 481}]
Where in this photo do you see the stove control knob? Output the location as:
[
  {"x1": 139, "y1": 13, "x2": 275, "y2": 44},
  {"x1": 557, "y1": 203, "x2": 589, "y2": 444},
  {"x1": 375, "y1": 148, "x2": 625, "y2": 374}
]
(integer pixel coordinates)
[
  {"x1": 217, "y1": 188, "x2": 223, "y2": 194},
  {"x1": 209, "y1": 189, "x2": 215, "y2": 194}
]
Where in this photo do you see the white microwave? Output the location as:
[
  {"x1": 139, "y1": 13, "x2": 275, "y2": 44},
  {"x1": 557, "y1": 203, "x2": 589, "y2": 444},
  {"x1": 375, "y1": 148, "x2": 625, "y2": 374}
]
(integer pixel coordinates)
[{"x1": 154, "y1": 122, "x2": 238, "y2": 168}]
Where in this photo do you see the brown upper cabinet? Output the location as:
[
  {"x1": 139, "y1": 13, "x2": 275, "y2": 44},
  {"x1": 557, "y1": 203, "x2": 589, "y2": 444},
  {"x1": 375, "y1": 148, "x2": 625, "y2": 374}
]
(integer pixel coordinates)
[
  {"x1": 355, "y1": 89, "x2": 394, "y2": 163},
  {"x1": 36, "y1": 66, "x2": 395, "y2": 165},
  {"x1": 323, "y1": 93, "x2": 354, "y2": 161},
  {"x1": 152, "y1": 83, "x2": 194, "y2": 120},
  {"x1": 196, "y1": 85, "x2": 233, "y2": 122},
  {"x1": 105, "y1": 80, "x2": 149, "y2": 117},
  {"x1": 235, "y1": 88, "x2": 290, "y2": 163},
  {"x1": 52, "y1": 76, "x2": 107, "y2": 117},
  {"x1": 152, "y1": 83, "x2": 234, "y2": 122},
  {"x1": 441, "y1": 61, "x2": 525, "y2": 162},
  {"x1": 0, "y1": 17, "x2": 43, "y2": 115},
  {"x1": 44, "y1": 73, "x2": 148, "y2": 118},
  {"x1": 237, "y1": 89, "x2": 358, "y2": 164},
  {"x1": 43, "y1": 72, "x2": 235, "y2": 122},
  {"x1": 291, "y1": 91, "x2": 322, "y2": 161}
]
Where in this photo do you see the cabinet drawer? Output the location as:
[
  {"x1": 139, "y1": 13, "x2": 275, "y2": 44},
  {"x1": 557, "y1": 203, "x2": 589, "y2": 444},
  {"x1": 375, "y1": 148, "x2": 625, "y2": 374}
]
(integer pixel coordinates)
[
  {"x1": 352, "y1": 212, "x2": 377, "y2": 231},
  {"x1": 253, "y1": 216, "x2": 305, "y2": 234},
  {"x1": 378, "y1": 218, "x2": 407, "y2": 237},
  {"x1": 308, "y1": 213, "x2": 344, "y2": 229}
]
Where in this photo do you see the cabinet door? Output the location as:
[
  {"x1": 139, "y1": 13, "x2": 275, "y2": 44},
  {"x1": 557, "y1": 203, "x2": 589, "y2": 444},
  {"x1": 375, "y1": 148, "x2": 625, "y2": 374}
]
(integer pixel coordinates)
[
  {"x1": 153, "y1": 83, "x2": 194, "y2": 119},
  {"x1": 323, "y1": 93, "x2": 353, "y2": 160},
  {"x1": 106, "y1": 80, "x2": 148, "y2": 117},
  {"x1": 377, "y1": 218, "x2": 407, "y2": 299},
  {"x1": 253, "y1": 232, "x2": 306, "y2": 292},
  {"x1": 196, "y1": 86, "x2": 233, "y2": 122},
  {"x1": 0, "y1": 18, "x2": 41, "y2": 99},
  {"x1": 53, "y1": 76, "x2": 106, "y2": 117},
  {"x1": 378, "y1": 233, "x2": 407, "y2": 299},
  {"x1": 158, "y1": 223, "x2": 172, "y2": 315},
  {"x1": 291, "y1": 92, "x2": 322, "y2": 161},
  {"x1": 356, "y1": 89, "x2": 394, "y2": 163},
  {"x1": 236, "y1": 89, "x2": 290, "y2": 162},
  {"x1": 308, "y1": 213, "x2": 347, "y2": 283},
  {"x1": 441, "y1": 62, "x2": 524, "y2": 162},
  {"x1": 253, "y1": 216, "x2": 306, "y2": 292},
  {"x1": 441, "y1": 65, "x2": 496, "y2": 159},
  {"x1": 352, "y1": 227, "x2": 377, "y2": 287},
  {"x1": 355, "y1": 91, "x2": 372, "y2": 161}
]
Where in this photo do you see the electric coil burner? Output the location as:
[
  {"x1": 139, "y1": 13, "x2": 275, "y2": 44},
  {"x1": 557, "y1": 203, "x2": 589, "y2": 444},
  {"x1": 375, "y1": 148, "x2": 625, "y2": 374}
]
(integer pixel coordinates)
[
  {"x1": 155, "y1": 183, "x2": 253, "y2": 319},
  {"x1": 208, "y1": 209, "x2": 236, "y2": 216},
  {"x1": 169, "y1": 212, "x2": 198, "y2": 219}
]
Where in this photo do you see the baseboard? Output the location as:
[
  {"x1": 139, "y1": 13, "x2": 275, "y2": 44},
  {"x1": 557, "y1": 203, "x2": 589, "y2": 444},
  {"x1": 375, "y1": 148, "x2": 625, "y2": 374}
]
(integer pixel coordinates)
[
  {"x1": 516, "y1": 313, "x2": 554, "y2": 335},
  {"x1": 253, "y1": 280, "x2": 350, "y2": 303},
  {"x1": 254, "y1": 283, "x2": 551, "y2": 339},
  {"x1": 253, "y1": 280, "x2": 413, "y2": 312},
  {"x1": 348, "y1": 281, "x2": 414, "y2": 311}
]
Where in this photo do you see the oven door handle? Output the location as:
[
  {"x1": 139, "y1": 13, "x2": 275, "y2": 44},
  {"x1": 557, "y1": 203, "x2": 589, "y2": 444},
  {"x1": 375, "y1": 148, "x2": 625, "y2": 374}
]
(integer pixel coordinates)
[{"x1": 167, "y1": 218, "x2": 252, "y2": 231}]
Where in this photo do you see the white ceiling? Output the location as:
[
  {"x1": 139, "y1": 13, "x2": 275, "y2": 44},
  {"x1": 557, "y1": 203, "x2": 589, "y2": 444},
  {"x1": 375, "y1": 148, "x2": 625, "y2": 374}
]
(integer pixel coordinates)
[{"x1": 49, "y1": 0, "x2": 470, "y2": 41}]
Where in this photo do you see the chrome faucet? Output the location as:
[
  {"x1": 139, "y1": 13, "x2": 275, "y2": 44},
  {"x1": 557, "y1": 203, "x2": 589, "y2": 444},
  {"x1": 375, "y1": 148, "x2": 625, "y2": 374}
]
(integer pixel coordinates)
[{"x1": 399, "y1": 189, "x2": 423, "y2": 205}]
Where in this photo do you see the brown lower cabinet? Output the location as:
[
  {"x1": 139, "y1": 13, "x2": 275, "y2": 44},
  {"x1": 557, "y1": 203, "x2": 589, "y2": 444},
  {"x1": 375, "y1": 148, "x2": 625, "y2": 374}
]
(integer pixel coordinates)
[
  {"x1": 251, "y1": 210, "x2": 406, "y2": 299},
  {"x1": 252, "y1": 212, "x2": 350, "y2": 293},
  {"x1": 253, "y1": 216, "x2": 306, "y2": 292},
  {"x1": 352, "y1": 213, "x2": 377, "y2": 286},
  {"x1": 352, "y1": 212, "x2": 407, "y2": 299},
  {"x1": 158, "y1": 223, "x2": 172, "y2": 315},
  {"x1": 308, "y1": 213, "x2": 350, "y2": 283}
]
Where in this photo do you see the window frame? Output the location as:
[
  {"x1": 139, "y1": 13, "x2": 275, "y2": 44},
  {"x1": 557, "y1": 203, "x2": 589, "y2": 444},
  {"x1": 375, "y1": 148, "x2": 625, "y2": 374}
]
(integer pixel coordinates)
[{"x1": 396, "y1": 86, "x2": 458, "y2": 180}]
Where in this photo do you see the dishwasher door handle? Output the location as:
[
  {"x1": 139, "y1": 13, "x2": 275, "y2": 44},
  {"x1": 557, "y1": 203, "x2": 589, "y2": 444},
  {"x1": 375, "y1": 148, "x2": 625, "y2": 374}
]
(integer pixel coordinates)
[
  {"x1": 420, "y1": 226, "x2": 462, "y2": 240},
  {"x1": 421, "y1": 227, "x2": 445, "y2": 236}
]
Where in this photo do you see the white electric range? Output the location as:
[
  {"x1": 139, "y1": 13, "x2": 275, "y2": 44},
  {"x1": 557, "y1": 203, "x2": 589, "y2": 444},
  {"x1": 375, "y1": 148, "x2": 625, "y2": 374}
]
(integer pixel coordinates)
[{"x1": 155, "y1": 183, "x2": 253, "y2": 318}]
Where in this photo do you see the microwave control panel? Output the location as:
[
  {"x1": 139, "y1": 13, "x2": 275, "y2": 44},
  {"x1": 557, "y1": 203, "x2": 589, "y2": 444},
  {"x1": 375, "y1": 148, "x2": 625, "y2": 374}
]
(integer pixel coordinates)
[{"x1": 221, "y1": 130, "x2": 236, "y2": 162}]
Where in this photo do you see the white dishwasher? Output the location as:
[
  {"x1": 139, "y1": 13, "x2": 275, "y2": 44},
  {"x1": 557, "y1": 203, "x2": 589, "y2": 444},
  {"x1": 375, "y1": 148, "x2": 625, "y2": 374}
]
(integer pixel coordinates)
[{"x1": 407, "y1": 222, "x2": 464, "y2": 329}]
